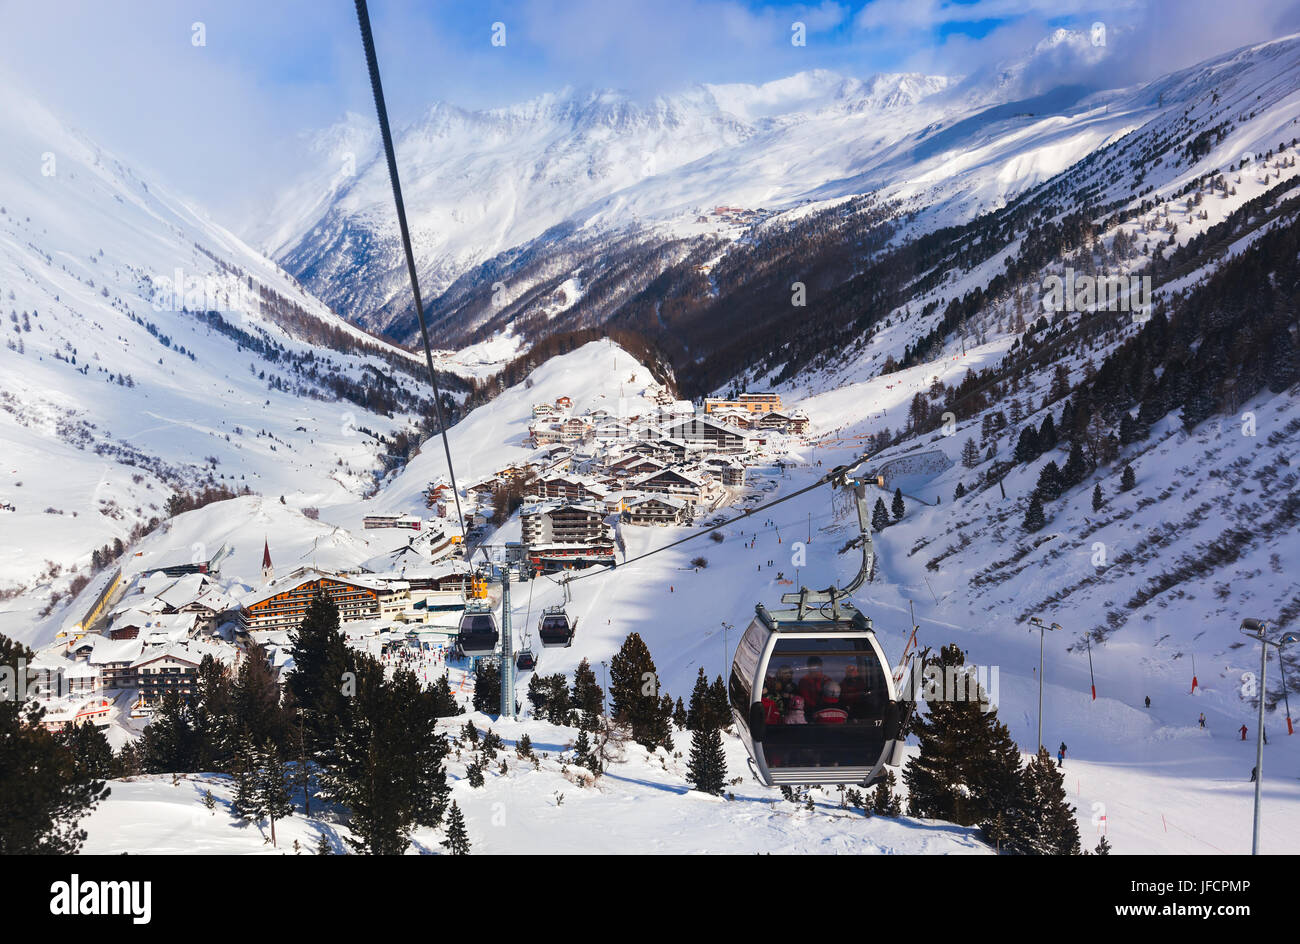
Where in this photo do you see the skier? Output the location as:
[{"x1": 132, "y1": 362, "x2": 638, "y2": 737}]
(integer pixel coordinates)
[
  {"x1": 1198, "y1": 712, "x2": 1206, "y2": 728},
  {"x1": 1144, "y1": 695, "x2": 1150, "y2": 708},
  {"x1": 1250, "y1": 766, "x2": 1257, "y2": 782},
  {"x1": 1057, "y1": 741, "x2": 1067, "y2": 767},
  {"x1": 1239, "y1": 723, "x2": 1248, "y2": 741}
]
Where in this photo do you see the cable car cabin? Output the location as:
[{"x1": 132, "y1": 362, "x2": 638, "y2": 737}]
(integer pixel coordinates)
[
  {"x1": 515, "y1": 648, "x2": 536, "y2": 671},
  {"x1": 538, "y1": 607, "x2": 576, "y2": 648},
  {"x1": 456, "y1": 604, "x2": 499, "y2": 657},
  {"x1": 729, "y1": 591, "x2": 907, "y2": 787}
]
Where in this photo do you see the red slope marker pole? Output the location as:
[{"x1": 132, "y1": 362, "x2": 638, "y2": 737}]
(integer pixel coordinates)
[{"x1": 1087, "y1": 635, "x2": 1096, "y2": 701}]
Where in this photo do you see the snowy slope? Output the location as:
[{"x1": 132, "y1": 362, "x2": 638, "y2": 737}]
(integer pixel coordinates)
[
  {"x1": 34, "y1": 326, "x2": 1300, "y2": 855},
  {"x1": 79, "y1": 716, "x2": 988, "y2": 855},
  {"x1": 0, "y1": 82, "x2": 445, "y2": 606}
]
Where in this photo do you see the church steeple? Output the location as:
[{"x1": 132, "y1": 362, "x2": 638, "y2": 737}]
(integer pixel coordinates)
[{"x1": 262, "y1": 538, "x2": 274, "y2": 583}]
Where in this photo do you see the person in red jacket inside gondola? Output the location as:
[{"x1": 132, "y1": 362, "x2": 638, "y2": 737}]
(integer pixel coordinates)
[
  {"x1": 814, "y1": 680, "x2": 849, "y2": 724},
  {"x1": 799, "y1": 656, "x2": 828, "y2": 710},
  {"x1": 839, "y1": 661, "x2": 867, "y2": 715},
  {"x1": 761, "y1": 684, "x2": 782, "y2": 726}
]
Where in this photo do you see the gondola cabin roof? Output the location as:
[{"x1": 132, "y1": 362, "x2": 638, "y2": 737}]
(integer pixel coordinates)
[{"x1": 755, "y1": 590, "x2": 873, "y2": 634}]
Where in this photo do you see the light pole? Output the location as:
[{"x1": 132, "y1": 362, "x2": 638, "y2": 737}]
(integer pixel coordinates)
[
  {"x1": 1240, "y1": 618, "x2": 1298, "y2": 855},
  {"x1": 1029, "y1": 616, "x2": 1062, "y2": 753},
  {"x1": 721, "y1": 621, "x2": 733, "y2": 679},
  {"x1": 499, "y1": 562, "x2": 516, "y2": 721}
]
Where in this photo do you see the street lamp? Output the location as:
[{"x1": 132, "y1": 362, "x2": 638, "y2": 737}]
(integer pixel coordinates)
[
  {"x1": 1029, "y1": 616, "x2": 1062, "y2": 753},
  {"x1": 721, "y1": 621, "x2": 733, "y2": 679},
  {"x1": 1240, "y1": 618, "x2": 1299, "y2": 855}
]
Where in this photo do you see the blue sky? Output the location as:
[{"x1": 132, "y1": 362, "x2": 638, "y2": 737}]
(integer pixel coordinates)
[{"x1": 1, "y1": 0, "x2": 1296, "y2": 227}]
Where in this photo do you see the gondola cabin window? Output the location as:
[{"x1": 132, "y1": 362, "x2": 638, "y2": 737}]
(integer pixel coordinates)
[
  {"x1": 728, "y1": 620, "x2": 765, "y2": 720},
  {"x1": 761, "y1": 638, "x2": 888, "y2": 770}
]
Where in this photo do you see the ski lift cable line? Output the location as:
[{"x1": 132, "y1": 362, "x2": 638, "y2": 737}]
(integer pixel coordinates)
[{"x1": 355, "y1": 0, "x2": 466, "y2": 539}]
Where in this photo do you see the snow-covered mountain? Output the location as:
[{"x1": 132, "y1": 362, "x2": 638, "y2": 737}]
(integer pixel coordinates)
[
  {"x1": 268, "y1": 30, "x2": 1300, "y2": 357},
  {"x1": 0, "y1": 81, "x2": 463, "y2": 614},
  {"x1": 265, "y1": 68, "x2": 956, "y2": 336}
]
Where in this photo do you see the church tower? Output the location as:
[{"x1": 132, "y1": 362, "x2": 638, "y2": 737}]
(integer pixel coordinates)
[{"x1": 261, "y1": 538, "x2": 274, "y2": 584}]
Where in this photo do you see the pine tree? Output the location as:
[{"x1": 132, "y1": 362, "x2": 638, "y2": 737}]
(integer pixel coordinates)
[
  {"x1": 961, "y1": 437, "x2": 980, "y2": 469},
  {"x1": 570, "y1": 659, "x2": 604, "y2": 728},
  {"x1": 954, "y1": 482, "x2": 966, "y2": 500},
  {"x1": 430, "y1": 674, "x2": 462, "y2": 717},
  {"x1": 1061, "y1": 441, "x2": 1087, "y2": 488},
  {"x1": 872, "y1": 497, "x2": 890, "y2": 532},
  {"x1": 140, "y1": 690, "x2": 199, "y2": 773},
  {"x1": 287, "y1": 592, "x2": 349, "y2": 754},
  {"x1": 258, "y1": 747, "x2": 293, "y2": 848},
  {"x1": 975, "y1": 715, "x2": 1026, "y2": 850},
  {"x1": 466, "y1": 759, "x2": 485, "y2": 788},
  {"x1": 672, "y1": 697, "x2": 688, "y2": 728},
  {"x1": 573, "y1": 728, "x2": 597, "y2": 773},
  {"x1": 232, "y1": 737, "x2": 263, "y2": 824},
  {"x1": 194, "y1": 654, "x2": 235, "y2": 771},
  {"x1": 542, "y1": 674, "x2": 572, "y2": 725},
  {"x1": 1035, "y1": 460, "x2": 1062, "y2": 501},
  {"x1": 1120, "y1": 464, "x2": 1136, "y2": 491},
  {"x1": 1049, "y1": 364, "x2": 1071, "y2": 403},
  {"x1": 60, "y1": 717, "x2": 117, "y2": 781},
  {"x1": 891, "y1": 487, "x2": 905, "y2": 522},
  {"x1": 905, "y1": 645, "x2": 1020, "y2": 828},
  {"x1": 1038, "y1": 413, "x2": 1057, "y2": 451},
  {"x1": 1023, "y1": 494, "x2": 1046, "y2": 533},
  {"x1": 687, "y1": 725, "x2": 728, "y2": 795},
  {"x1": 1118, "y1": 412, "x2": 1138, "y2": 445},
  {"x1": 315, "y1": 832, "x2": 332, "y2": 855},
  {"x1": 0, "y1": 635, "x2": 109, "y2": 854},
  {"x1": 871, "y1": 769, "x2": 902, "y2": 816},
  {"x1": 686, "y1": 667, "x2": 711, "y2": 731},
  {"x1": 1094, "y1": 835, "x2": 1112, "y2": 855},
  {"x1": 233, "y1": 644, "x2": 286, "y2": 751},
  {"x1": 472, "y1": 660, "x2": 501, "y2": 715},
  {"x1": 608, "y1": 633, "x2": 673, "y2": 751},
  {"x1": 1091, "y1": 483, "x2": 1104, "y2": 512},
  {"x1": 709, "y1": 675, "x2": 730, "y2": 730},
  {"x1": 1004, "y1": 748, "x2": 1081, "y2": 855},
  {"x1": 318, "y1": 658, "x2": 451, "y2": 855},
  {"x1": 1014, "y1": 426, "x2": 1040, "y2": 464},
  {"x1": 441, "y1": 801, "x2": 470, "y2": 855}
]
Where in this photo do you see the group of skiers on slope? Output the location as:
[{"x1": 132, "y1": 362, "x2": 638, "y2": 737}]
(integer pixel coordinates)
[
  {"x1": 1145, "y1": 694, "x2": 1273, "y2": 782},
  {"x1": 1050, "y1": 698, "x2": 1236, "y2": 771}
]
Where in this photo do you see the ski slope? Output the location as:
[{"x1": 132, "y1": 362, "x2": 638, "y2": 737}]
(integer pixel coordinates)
[{"x1": 55, "y1": 333, "x2": 1300, "y2": 855}]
